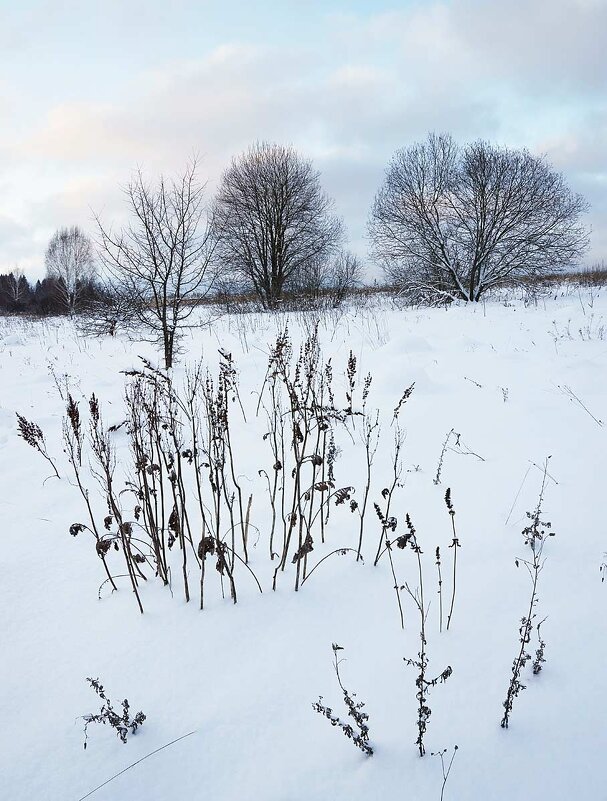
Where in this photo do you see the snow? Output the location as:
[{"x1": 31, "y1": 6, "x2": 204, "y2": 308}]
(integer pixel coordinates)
[{"x1": 1, "y1": 289, "x2": 606, "y2": 800}]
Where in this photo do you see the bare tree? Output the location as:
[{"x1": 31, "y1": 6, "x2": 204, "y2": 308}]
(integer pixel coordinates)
[
  {"x1": 212, "y1": 142, "x2": 343, "y2": 309},
  {"x1": 326, "y1": 250, "x2": 363, "y2": 307},
  {"x1": 288, "y1": 250, "x2": 363, "y2": 308},
  {"x1": 1, "y1": 268, "x2": 31, "y2": 310},
  {"x1": 95, "y1": 160, "x2": 216, "y2": 368},
  {"x1": 369, "y1": 133, "x2": 589, "y2": 302},
  {"x1": 44, "y1": 226, "x2": 96, "y2": 314}
]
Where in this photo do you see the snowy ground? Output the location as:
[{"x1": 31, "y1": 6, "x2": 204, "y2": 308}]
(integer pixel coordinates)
[{"x1": 1, "y1": 288, "x2": 606, "y2": 800}]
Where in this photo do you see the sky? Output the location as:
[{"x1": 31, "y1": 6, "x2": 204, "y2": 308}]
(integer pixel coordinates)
[{"x1": 1, "y1": 0, "x2": 606, "y2": 280}]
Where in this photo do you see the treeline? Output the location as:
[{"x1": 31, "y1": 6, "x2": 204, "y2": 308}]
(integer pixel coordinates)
[
  {"x1": 0, "y1": 133, "x2": 595, "y2": 346},
  {"x1": 0, "y1": 272, "x2": 104, "y2": 316}
]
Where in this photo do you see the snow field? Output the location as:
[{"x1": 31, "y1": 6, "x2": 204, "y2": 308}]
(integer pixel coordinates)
[{"x1": 1, "y1": 290, "x2": 606, "y2": 800}]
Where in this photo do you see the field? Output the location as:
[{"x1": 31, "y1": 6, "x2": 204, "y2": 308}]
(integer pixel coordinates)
[{"x1": 1, "y1": 287, "x2": 606, "y2": 800}]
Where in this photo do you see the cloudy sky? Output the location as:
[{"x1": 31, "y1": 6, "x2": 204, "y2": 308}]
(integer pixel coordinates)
[{"x1": 1, "y1": 0, "x2": 606, "y2": 279}]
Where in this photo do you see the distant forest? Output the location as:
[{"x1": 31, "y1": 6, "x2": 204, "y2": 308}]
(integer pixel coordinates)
[{"x1": 0, "y1": 271, "x2": 103, "y2": 316}]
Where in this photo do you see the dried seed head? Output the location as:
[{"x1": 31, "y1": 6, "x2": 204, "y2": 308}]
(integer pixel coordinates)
[
  {"x1": 96, "y1": 539, "x2": 112, "y2": 557},
  {"x1": 197, "y1": 536, "x2": 215, "y2": 560},
  {"x1": 66, "y1": 394, "x2": 81, "y2": 441},
  {"x1": 70, "y1": 523, "x2": 85, "y2": 537},
  {"x1": 16, "y1": 413, "x2": 44, "y2": 448},
  {"x1": 334, "y1": 486, "x2": 354, "y2": 505},
  {"x1": 89, "y1": 394, "x2": 100, "y2": 426}
]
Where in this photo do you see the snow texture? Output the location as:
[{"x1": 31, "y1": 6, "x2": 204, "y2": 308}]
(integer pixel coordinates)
[{"x1": 1, "y1": 288, "x2": 606, "y2": 800}]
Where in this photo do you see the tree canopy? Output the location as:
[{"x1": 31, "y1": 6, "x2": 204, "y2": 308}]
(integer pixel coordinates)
[{"x1": 369, "y1": 133, "x2": 589, "y2": 302}]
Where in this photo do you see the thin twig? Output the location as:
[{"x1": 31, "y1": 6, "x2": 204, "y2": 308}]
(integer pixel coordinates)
[
  {"x1": 557, "y1": 383, "x2": 603, "y2": 427},
  {"x1": 77, "y1": 730, "x2": 196, "y2": 801},
  {"x1": 301, "y1": 548, "x2": 361, "y2": 586},
  {"x1": 505, "y1": 466, "x2": 531, "y2": 525}
]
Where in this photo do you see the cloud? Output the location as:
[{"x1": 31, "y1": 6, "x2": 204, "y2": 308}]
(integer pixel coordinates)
[
  {"x1": 338, "y1": 0, "x2": 607, "y2": 96},
  {"x1": 535, "y1": 107, "x2": 607, "y2": 261},
  {"x1": 0, "y1": 215, "x2": 40, "y2": 274},
  {"x1": 1, "y1": 0, "x2": 606, "y2": 277},
  {"x1": 451, "y1": 0, "x2": 607, "y2": 95},
  {"x1": 21, "y1": 44, "x2": 311, "y2": 169}
]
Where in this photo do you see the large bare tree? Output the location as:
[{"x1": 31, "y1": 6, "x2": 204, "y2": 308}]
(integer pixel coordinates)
[
  {"x1": 369, "y1": 134, "x2": 589, "y2": 302},
  {"x1": 96, "y1": 160, "x2": 216, "y2": 368},
  {"x1": 44, "y1": 226, "x2": 96, "y2": 314},
  {"x1": 212, "y1": 142, "x2": 343, "y2": 309}
]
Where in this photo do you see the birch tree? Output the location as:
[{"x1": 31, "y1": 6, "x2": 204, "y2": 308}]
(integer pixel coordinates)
[{"x1": 44, "y1": 226, "x2": 96, "y2": 314}]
